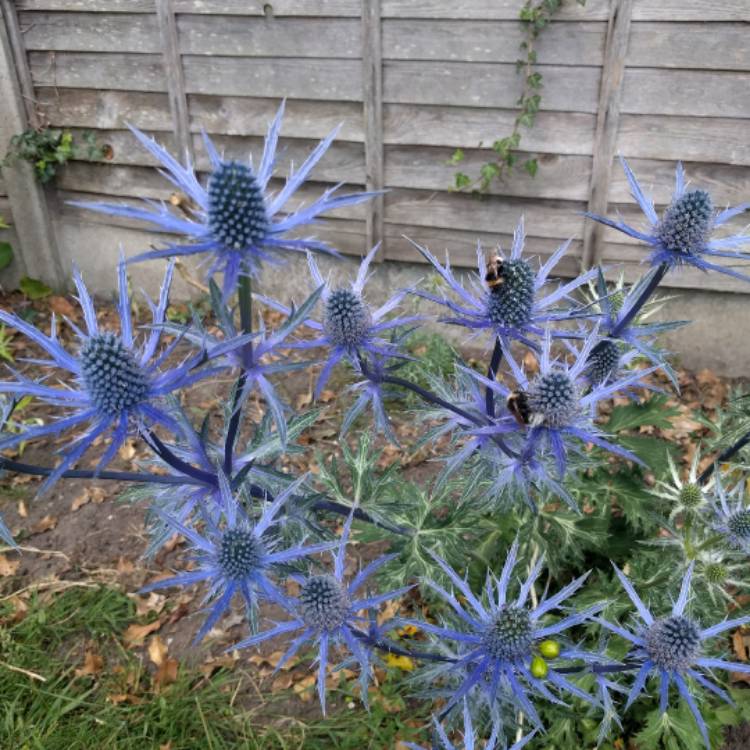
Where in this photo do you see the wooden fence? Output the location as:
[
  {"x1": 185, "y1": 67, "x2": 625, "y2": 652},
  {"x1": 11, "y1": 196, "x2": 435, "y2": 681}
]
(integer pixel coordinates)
[{"x1": 1, "y1": 0, "x2": 749, "y2": 293}]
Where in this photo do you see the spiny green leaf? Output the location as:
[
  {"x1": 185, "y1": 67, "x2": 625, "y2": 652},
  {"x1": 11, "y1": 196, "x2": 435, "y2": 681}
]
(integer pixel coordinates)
[{"x1": 19, "y1": 276, "x2": 52, "y2": 300}]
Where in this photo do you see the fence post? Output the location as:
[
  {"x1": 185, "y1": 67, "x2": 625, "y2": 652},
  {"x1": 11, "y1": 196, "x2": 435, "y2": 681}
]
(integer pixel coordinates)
[
  {"x1": 361, "y1": 0, "x2": 384, "y2": 255},
  {"x1": 156, "y1": 0, "x2": 193, "y2": 164},
  {"x1": 581, "y1": 0, "x2": 634, "y2": 270},
  {"x1": 0, "y1": 1, "x2": 63, "y2": 287}
]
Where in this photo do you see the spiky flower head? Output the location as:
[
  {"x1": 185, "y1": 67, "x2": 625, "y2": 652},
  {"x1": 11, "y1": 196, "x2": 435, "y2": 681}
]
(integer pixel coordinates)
[
  {"x1": 231, "y1": 513, "x2": 410, "y2": 714},
  {"x1": 679, "y1": 483, "x2": 703, "y2": 508},
  {"x1": 140, "y1": 474, "x2": 336, "y2": 643},
  {"x1": 485, "y1": 258, "x2": 536, "y2": 329},
  {"x1": 586, "y1": 158, "x2": 750, "y2": 282},
  {"x1": 408, "y1": 219, "x2": 599, "y2": 349},
  {"x1": 323, "y1": 288, "x2": 371, "y2": 348},
  {"x1": 601, "y1": 562, "x2": 750, "y2": 749},
  {"x1": 72, "y1": 102, "x2": 376, "y2": 297},
  {"x1": 527, "y1": 370, "x2": 578, "y2": 428},
  {"x1": 299, "y1": 574, "x2": 352, "y2": 632},
  {"x1": 206, "y1": 161, "x2": 269, "y2": 250},
  {"x1": 703, "y1": 561, "x2": 728, "y2": 585},
  {"x1": 708, "y1": 472, "x2": 750, "y2": 553},
  {"x1": 404, "y1": 540, "x2": 603, "y2": 726},
  {"x1": 80, "y1": 332, "x2": 150, "y2": 415},
  {"x1": 644, "y1": 616, "x2": 701, "y2": 671},
  {"x1": 650, "y1": 451, "x2": 706, "y2": 521},
  {"x1": 0, "y1": 259, "x2": 219, "y2": 494},
  {"x1": 584, "y1": 338, "x2": 621, "y2": 386},
  {"x1": 656, "y1": 190, "x2": 713, "y2": 257}
]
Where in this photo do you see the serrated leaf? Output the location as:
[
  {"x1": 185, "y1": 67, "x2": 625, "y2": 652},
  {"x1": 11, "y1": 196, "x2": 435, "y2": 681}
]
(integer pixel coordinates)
[
  {"x1": 605, "y1": 395, "x2": 680, "y2": 433},
  {"x1": 0, "y1": 242, "x2": 13, "y2": 271}
]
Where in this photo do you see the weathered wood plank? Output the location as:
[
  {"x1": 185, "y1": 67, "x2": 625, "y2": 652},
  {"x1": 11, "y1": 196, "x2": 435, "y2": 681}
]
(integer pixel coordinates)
[
  {"x1": 157, "y1": 0, "x2": 192, "y2": 162},
  {"x1": 179, "y1": 15, "x2": 361, "y2": 57},
  {"x1": 174, "y1": 0, "x2": 362, "y2": 15},
  {"x1": 19, "y1": 11, "x2": 161, "y2": 53},
  {"x1": 384, "y1": 104, "x2": 596, "y2": 153},
  {"x1": 385, "y1": 147, "x2": 593, "y2": 201},
  {"x1": 29, "y1": 51, "x2": 167, "y2": 91},
  {"x1": 0, "y1": 1, "x2": 63, "y2": 286},
  {"x1": 383, "y1": 61, "x2": 601, "y2": 112},
  {"x1": 183, "y1": 56, "x2": 363, "y2": 99},
  {"x1": 628, "y1": 23, "x2": 750, "y2": 71},
  {"x1": 623, "y1": 69, "x2": 750, "y2": 118},
  {"x1": 582, "y1": 0, "x2": 632, "y2": 268},
  {"x1": 382, "y1": 20, "x2": 605, "y2": 64},
  {"x1": 16, "y1": 1, "x2": 156, "y2": 11},
  {"x1": 618, "y1": 114, "x2": 750, "y2": 166},
  {"x1": 386, "y1": 188, "x2": 586, "y2": 240},
  {"x1": 362, "y1": 0, "x2": 384, "y2": 251},
  {"x1": 37, "y1": 87, "x2": 172, "y2": 130},
  {"x1": 380, "y1": 1, "x2": 749, "y2": 21}
]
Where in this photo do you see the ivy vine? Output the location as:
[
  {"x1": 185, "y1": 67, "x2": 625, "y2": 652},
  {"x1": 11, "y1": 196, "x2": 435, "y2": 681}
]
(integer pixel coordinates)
[{"x1": 451, "y1": 0, "x2": 587, "y2": 193}]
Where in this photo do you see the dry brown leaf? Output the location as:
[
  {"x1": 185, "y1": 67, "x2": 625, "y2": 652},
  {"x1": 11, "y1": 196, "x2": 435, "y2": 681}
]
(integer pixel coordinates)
[
  {"x1": 116, "y1": 556, "x2": 135, "y2": 575},
  {"x1": 48, "y1": 295, "x2": 77, "y2": 318},
  {"x1": 154, "y1": 658, "x2": 179, "y2": 690},
  {"x1": 31, "y1": 515, "x2": 57, "y2": 534},
  {"x1": 119, "y1": 439, "x2": 137, "y2": 461},
  {"x1": 0, "y1": 554, "x2": 20, "y2": 577},
  {"x1": 148, "y1": 634, "x2": 168, "y2": 667},
  {"x1": 129, "y1": 591, "x2": 166, "y2": 617},
  {"x1": 271, "y1": 673, "x2": 293, "y2": 692},
  {"x1": 17, "y1": 500, "x2": 27, "y2": 518},
  {"x1": 200, "y1": 653, "x2": 238, "y2": 679},
  {"x1": 107, "y1": 693, "x2": 143, "y2": 705},
  {"x1": 123, "y1": 619, "x2": 163, "y2": 646},
  {"x1": 159, "y1": 743, "x2": 173, "y2": 750},
  {"x1": 71, "y1": 490, "x2": 91, "y2": 512},
  {"x1": 293, "y1": 674, "x2": 316, "y2": 702},
  {"x1": 75, "y1": 650, "x2": 104, "y2": 678}
]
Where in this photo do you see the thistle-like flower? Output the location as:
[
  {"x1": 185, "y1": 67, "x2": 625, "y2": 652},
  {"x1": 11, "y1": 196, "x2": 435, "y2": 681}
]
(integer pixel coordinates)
[
  {"x1": 231, "y1": 513, "x2": 410, "y2": 713},
  {"x1": 468, "y1": 327, "x2": 653, "y2": 493},
  {"x1": 0, "y1": 260, "x2": 219, "y2": 493},
  {"x1": 406, "y1": 540, "x2": 604, "y2": 726},
  {"x1": 649, "y1": 450, "x2": 707, "y2": 522},
  {"x1": 405, "y1": 701, "x2": 536, "y2": 750},
  {"x1": 600, "y1": 562, "x2": 750, "y2": 748},
  {"x1": 408, "y1": 219, "x2": 598, "y2": 350},
  {"x1": 584, "y1": 267, "x2": 686, "y2": 387},
  {"x1": 707, "y1": 472, "x2": 750, "y2": 553},
  {"x1": 141, "y1": 473, "x2": 336, "y2": 643},
  {"x1": 586, "y1": 158, "x2": 750, "y2": 281},
  {"x1": 73, "y1": 102, "x2": 375, "y2": 296}
]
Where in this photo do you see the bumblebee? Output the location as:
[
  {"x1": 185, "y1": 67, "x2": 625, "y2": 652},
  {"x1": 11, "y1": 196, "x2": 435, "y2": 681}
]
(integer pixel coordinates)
[
  {"x1": 485, "y1": 255, "x2": 506, "y2": 289},
  {"x1": 506, "y1": 390, "x2": 531, "y2": 426}
]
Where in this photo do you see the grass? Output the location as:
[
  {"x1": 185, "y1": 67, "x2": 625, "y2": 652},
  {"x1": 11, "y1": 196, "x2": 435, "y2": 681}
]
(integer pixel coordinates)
[{"x1": 0, "y1": 585, "x2": 427, "y2": 749}]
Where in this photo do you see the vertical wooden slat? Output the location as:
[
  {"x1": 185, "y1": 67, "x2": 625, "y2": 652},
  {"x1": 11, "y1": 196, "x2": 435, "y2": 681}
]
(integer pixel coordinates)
[
  {"x1": 581, "y1": 0, "x2": 633, "y2": 269},
  {"x1": 156, "y1": 0, "x2": 192, "y2": 162},
  {"x1": 0, "y1": 0, "x2": 63, "y2": 286},
  {"x1": 361, "y1": 0, "x2": 383, "y2": 253}
]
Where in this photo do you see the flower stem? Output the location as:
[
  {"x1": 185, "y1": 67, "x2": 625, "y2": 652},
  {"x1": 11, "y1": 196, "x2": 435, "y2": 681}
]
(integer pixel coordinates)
[
  {"x1": 485, "y1": 337, "x2": 504, "y2": 418},
  {"x1": 612, "y1": 262, "x2": 669, "y2": 337},
  {"x1": 699, "y1": 434, "x2": 750, "y2": 485}
]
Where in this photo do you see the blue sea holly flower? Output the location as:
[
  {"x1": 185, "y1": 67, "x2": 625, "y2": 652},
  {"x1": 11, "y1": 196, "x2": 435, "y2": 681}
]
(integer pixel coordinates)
[
  {"x1": 231, "y1": 512, "x2": 410, "y2": 713},
  {"x1": 600, "y1": 562, "x2": 750, "y2": 748},
  {"x1": 408, "y1": 219, "x2": 599, "y2": 349},
  {"x1": 707, "y1": 472, "x2": 750, "y2": 554},
  {"x1": 405, "y1": 700, "x2": 536, "y2": 750},
  {"x1": 585, "y1": 267, "x2": 686, "y2": 388},
  {"x1": 407, "y1": 540, "x2": 604, "y2": 726},
  {"x1": 468, "y1": 327, "x2": 654, "y2": 488},
  {"x1": 586, "y1": 158, "x2": 750, "y2": 281},
  {"x1": 141, "y1": 473, "x2": 337, "y2": 643},
  {"x1": 0, "y1": 260, "x2": 221, "y2": 494},
  {"x1": 73, "y1": 102, "x2": 375, "y2": 297}
]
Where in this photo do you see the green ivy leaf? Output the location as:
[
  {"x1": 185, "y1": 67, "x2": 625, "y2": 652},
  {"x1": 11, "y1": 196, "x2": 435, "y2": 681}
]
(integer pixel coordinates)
[
  {"x1": 454, "y1": 172, "x2": 471, "y2": 190},
  {"x1": 448, "y1": 148, "x2": 465, "y2": 165},
  {"x1": 0, "y1": 242, "x2": 13, "y2": 271},
  {"x1": 19, "y1": 276, "x2": 52, "y2": 300},
  {"x1": 523, "y1": 158, "x2": 538, "y2": 177}
]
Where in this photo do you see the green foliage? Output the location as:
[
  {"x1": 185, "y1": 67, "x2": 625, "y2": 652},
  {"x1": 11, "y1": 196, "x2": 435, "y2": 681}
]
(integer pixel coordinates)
[
  {"x1": 2, "y1": 128, "x2": 105, "y2": 184},
  {"x1": 0, "y1": 242, "x2": 13, "y2": 272},
  {"x1": 0, "y1": 325, "x2": 15, "y2": 363},
  {"x1": 19, "y1": 276, "x2": 52, "y2": 300},
  {"x1": 453, "y1": 0, "x2": 587, "y2": 192},
  {"x1": 395, "y1": 330, "x2": 458, "y2": 405}
]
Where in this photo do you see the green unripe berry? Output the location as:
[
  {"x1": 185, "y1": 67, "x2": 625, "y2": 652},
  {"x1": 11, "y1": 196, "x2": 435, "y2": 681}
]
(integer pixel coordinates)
[
  {"x1": 530, "y1": 655, "x2": 548, "y2": 678},
  {"x1": 539, "y1": 639, "x2": 560, "y2": 658}
]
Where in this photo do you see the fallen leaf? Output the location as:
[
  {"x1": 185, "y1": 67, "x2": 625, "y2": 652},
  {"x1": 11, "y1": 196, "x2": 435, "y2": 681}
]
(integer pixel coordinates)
[
  {"x1": 116, "y1": 556, "x2": 135, "y2": 574},
  {"x1": 48, "y1": 295, "x2": 77, "y2": 318},
  {"x1": 271, "y1": 673, "x2": 293, "y2": 692},
  {"x1": 123, "y1": 619, "x2": 163, "y2": 646},
  {"x1": 200, "y1": 653, "x2": 238, "y2": 679},
  {"x1": 75, "y1": 650, "x2": 103, "y2": 677},
  {"x1": 17, "y1": 500, "x2": 27, "y2": 518},
  {"x1": 293, "y1": 674, "x2": 316, "y2": 702},
  {"x1": 119, "y1": 439, "x2": 137, "y2": 461},
  {"x1": 31, "y1": 515, "x2": 57, "y2": 534},
  {"x1": 154, "y1": 658, "x2": 179, "y2": 690},
  {"x1": 0, "y1": 554, "x2": 20, "y2": 576},
  {"x1": 148, "y1": 634, "x2": 168, "y2": 667},
  {"x1": 71, "y1": 491, "x2": 91, "y2": 512},
  {"x1": 129, "y1": 591, "x2": 166, "y2": 617},
  {"x1": 107, "y1": 693, "x2": 142, "y2": 705}
]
